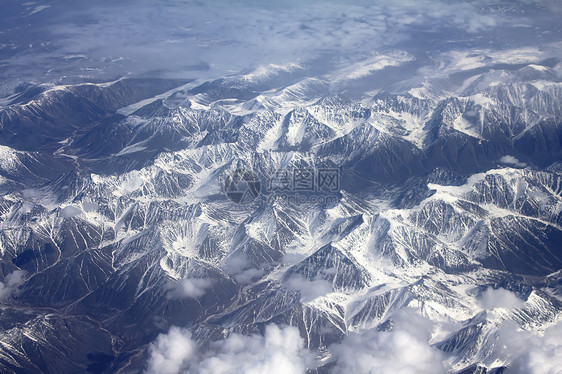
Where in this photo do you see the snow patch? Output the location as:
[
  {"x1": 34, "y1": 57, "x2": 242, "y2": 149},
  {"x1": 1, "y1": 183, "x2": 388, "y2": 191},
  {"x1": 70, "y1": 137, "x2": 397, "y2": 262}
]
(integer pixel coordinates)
[
  {"x1": 330, "y1": 52, "x2": 414, "y2": 81},
  {"x1": 527, "y1": 64, "x2": 549, "y2": 72},
  {"x1": 115, "y1": 143, "x2": 147, "y2": 156},
  {"x1": 467, "y1": 93, "x2": 494, "y2": 106},
  {"x1": 241, "y1": 63, "x2": 302, "y2": 83},
  {"x1": 0, "y1": 146, "x2": 22, "y2": 173}
]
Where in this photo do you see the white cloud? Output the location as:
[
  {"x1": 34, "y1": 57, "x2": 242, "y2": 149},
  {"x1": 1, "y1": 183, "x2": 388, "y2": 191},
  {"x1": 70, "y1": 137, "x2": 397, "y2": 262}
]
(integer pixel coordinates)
[
  {"x1": 141, "y1": 304, "x2": 562, "y2": 374},
  {"x1": 2, "y1": 0, "x2": 519, "y2": 94},
  {"x1": 196, "y1": 324, "x2": 313, "y2": 374},
  {"x1": 0, "y1": 270, "x2": 26, "y2": 300},
  {"x1": 495, "y1": 320, "x2": 562, "y2": 374},
  {"x1": 167, "y1": 278, "x2": 214, "y2": 299},
  {"x1": 146, "y1": 326, "x2": 197, "y2": 374},
  {"x1": 286, "y1": 275, "x2": 332, "y2": 302},
  {"x1": 233, "y1": 268, "x2": 264, "y2": 284},
  {"x1": 61, "y1": 205, "x2": 82, "y2": 218},
  {"x1": 22, "y1": 189, "x2": 42, "y2": 199},
  {"x1": 329, "y1": 51, "x2": 414, "y2": 81},
  {"x1": 329, "y1": 311, "x2": 447, "y2": 374},
  {"x1": 479, "y1": 287, "x2": 525, "y2": 310},
  {"x1": 223, "y1": 255, "x2": 264, "y2": 284},
  {"x1": 486, "y1": 47, "x2": 546, "y2": 65},
  {"x1": 499, "y1": 155, "x2": 527, "y2": 168},
  {"x1": 145, "y1": 324, "x2": 314, "y2": 374}
]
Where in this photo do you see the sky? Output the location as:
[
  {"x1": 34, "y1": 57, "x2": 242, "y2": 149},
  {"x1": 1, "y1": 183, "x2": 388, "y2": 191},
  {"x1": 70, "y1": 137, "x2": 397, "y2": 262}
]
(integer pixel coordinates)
[{"x1": 1, "y1": 0, "x2": 561, "y2": 97}]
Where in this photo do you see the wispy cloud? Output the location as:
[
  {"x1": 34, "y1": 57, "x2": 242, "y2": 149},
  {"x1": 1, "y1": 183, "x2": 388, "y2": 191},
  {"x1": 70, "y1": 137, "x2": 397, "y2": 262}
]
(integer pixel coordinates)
[{"x1": 5, "y1": 0, "x2": 550, "y2": 92}]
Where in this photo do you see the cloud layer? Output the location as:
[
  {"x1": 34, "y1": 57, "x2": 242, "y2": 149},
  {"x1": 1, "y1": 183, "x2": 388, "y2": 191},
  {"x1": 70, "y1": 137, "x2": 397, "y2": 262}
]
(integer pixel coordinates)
[
  {"x1": 330, "y1": 311, "x2": 446, "y2": 374},
  {"x1": 145, "y1": 324, "x2": 313, "y2": 374},
  {"x1": 145, "y1": 308, "x2": 561, "y2": 374},
  {"x1": 496, "y1": 320, "x2": 562, "y2": 374},
  {"x1": 3, "y1": 0, "x2": 561, "y2": 95}
]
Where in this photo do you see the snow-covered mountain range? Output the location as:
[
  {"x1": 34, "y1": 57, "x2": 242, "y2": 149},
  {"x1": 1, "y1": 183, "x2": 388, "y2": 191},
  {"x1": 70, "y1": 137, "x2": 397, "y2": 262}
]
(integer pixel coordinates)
[{"x1": 0, "y1": 53, "x2": 561, "y2": 373}]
